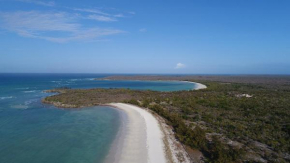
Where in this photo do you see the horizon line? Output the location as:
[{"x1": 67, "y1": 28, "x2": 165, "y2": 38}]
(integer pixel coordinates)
[{"x1": 0, "y1": 72, "x2": 290, "y2": 76}]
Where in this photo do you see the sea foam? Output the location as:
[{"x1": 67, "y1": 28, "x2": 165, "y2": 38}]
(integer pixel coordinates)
[
  {"x1": 23, "y1": 90, "x2": 36, "y2": 93},
  {"x1": 0, "y1": 96, "x2": 14, "y2": 100}
]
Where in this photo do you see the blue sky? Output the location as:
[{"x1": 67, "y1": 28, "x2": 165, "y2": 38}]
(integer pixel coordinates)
[{"x1": 0, "y1": 0, "x2": 289, "y2": 74}]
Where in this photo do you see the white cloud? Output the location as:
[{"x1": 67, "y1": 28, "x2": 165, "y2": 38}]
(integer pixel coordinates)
[
  {"x1": 36, "y1": 28, "x2": 123, "y2": 43},
  {"x1": 17, "y1": 0, "x2": 55, "y2": 7},
  {"x1": 139, "y1": 28, "x2": 147, "y2": 32},
  {"x1": 73, "y1": 8, "x2": 110, "y2": 16},
  {"x1": 175, "y1": 63, "x2": 186, "y2": 69},
  {"x1": 0, "y1": 11, "x2": 79, "y2": 32},
  {"x1": 73, "y1": 8, "x2": 126, "y2": 22},
  {"x1": 87, "y1": 14, "x2": 116, "y2": 22},
  {"x1": 0, "y1": 11, "x2": 124, "y2": 43},
  {"x1": 114, "y1": 14, "x2": 124, "y2": 18}
]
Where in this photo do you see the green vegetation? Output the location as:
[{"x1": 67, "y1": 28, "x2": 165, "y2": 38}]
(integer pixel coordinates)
[
  {"x1": 126, "y1": 100, "x2": 245, "y2": 163},
  {"x1": 43, "y1": 79, "x2": 290, "y2": 163},
  {"x1": 126, "y1": 82, "x2": 290, "y2": 162}
]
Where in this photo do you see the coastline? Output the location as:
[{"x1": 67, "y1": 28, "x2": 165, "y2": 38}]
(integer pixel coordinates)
[
  {"x1": 180, "y1": 81, "x2": 207, "y2": 90},
  {"x1": 95, "y1": 78, "x2": 208, "y2": 91},
  {"x1": 104, "y1": 103, "x2": 191, "y2": 163},
  {"x1": 153, "y1": 80, "x2": 207, "y2": 91},
  {"x1": 41, "y1": 80, "x2": 207, "y2": 162}
]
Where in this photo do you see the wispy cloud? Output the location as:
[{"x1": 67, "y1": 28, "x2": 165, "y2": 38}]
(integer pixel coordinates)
[
  {"x1": 175, "y1": 63, "x2": 186, "y2": 69},
  {"x1": 114, "y1": 14, "x2": 124, "y2": 18},
  {"x1": 0, "y1": 11, "x2": 79, "y2": 31},
  {"x1": 87, "y1": 14, "x2": 116, "y2": 22},
  {"x1": 0, "y1": 11, "x2": 124, "y2": 43},
  {"x1": 73, "y1": 8, "x2": 110, "y2": 16},
  {"x1": 73, "y1": 8, "x2": 128, "y2": 22},
  {"x1": 35, "y1": 28, "x2": 123, "y2": 43},
  {"x1": 17, "y1": 0, "x2": 55, "y2": 7}
]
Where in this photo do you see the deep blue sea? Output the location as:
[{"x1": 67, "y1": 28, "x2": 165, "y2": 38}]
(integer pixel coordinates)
[{"x1": 0, "y1": 73, "x2": 196, "y2": 163}]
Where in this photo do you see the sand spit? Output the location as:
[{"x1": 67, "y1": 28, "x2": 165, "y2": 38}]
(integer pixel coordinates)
[
  {"x1": 180, "y1": 81, "x2": 207, "y2": 90},
  {"x1": 105, "y1": 103, "x2": 191, "y2": 163}
]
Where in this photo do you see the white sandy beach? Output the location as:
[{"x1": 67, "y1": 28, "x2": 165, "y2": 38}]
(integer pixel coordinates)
[
  {"x1": 153, "y1": 80, "x2": 207, "y2": 90},
  {"x1": 98, "y1": 78, "x2": 207, "y2": 91},
  {"x1": 193, "y1": 82, "x2": 207, "y2": 90},
  {"x1": 105, "y1": 103, "x2": 191, "y2": 163},
  {"x1": 180, "y1": 81, "x2": 207, "y2": 90}
]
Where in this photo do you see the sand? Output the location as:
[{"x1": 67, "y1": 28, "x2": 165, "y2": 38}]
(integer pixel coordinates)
[
  {"x1": 105, "y1": 103, "x2": 191, "y2": 163},
  {"x1": 180, "y1": 81, "x2": 207, "y2": 90}
]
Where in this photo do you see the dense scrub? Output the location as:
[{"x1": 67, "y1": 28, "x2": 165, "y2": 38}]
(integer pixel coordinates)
[
  {"x1": 43, "y1": 79, "x2": 290, "y2": 162},
  {"x1": 127, "y1": 101, "x2": 245, "y2": 162},
  {"x1": 126, "y1": 82, "x2": 290, "y2": 162}
]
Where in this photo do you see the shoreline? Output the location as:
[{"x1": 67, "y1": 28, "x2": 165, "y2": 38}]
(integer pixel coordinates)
[
  {"x1": 104, "y1": 103, "x2": 191, "y2": 163},
  {"x1": 96, "y1": 78, "x2": 207, "y2": 91},
  {"x1": 180, "y1": 81, "x2": 207, "y2": 90},
  {"x1": 153, "y1": 80, "x2": 207, "y2": 90}
]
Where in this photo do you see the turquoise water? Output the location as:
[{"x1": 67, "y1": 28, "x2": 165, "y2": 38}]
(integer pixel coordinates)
[{"x1": 0, "y1": 74, "x2": 196, "y2": 163}]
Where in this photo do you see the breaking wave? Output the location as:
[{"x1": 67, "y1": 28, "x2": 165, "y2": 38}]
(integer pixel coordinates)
[{"x1": 0, "y1": 96, "x2": 14, "y2": 100}]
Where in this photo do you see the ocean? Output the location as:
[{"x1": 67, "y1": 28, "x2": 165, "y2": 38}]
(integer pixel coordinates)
[{"x1": 0, "y1": 73, "x2": 197, "y2": 163}]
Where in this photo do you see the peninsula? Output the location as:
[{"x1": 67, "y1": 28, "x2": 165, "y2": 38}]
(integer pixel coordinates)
[{"x1": 43, "y1": 75, "x2": 290, "y2": 163}]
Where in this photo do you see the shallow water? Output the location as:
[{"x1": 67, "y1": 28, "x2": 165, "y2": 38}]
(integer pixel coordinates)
[
  {"x1": 0, "y1": 73, "x2": 197, "y2": 163},
  {"x1": 0, "y1": 106, "x2": 120, "y2": 163}
]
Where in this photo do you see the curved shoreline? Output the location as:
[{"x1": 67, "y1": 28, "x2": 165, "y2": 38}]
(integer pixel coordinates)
[
  {"x1": 179, "y1": 81, "x2": 207, "y2": 90},
  {"x1": 150, "y1": 80, "x2": 207, "y2": 91},
  {"x1": 156, "y1": 80, "x2": 207, "y2": 91},
  {"x1": 104, "y1": 103, "x2": 191, "y2": 163},
  {"x1": 96, "y1": 78, "x2": 207, "y2": 91},
  {"x1": 41, "y1": 80, "x2": 207, "y2": 162}
]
